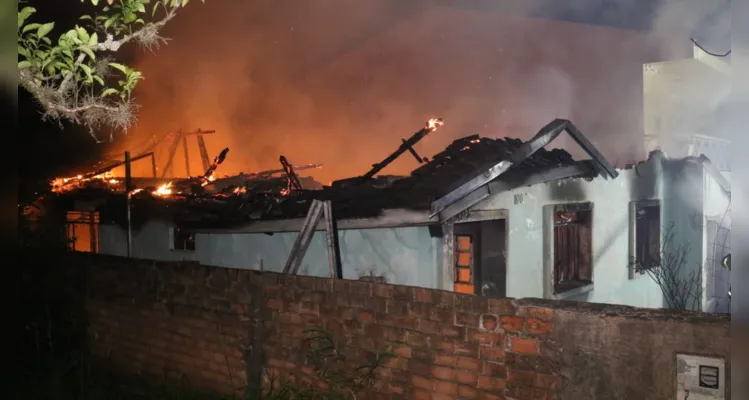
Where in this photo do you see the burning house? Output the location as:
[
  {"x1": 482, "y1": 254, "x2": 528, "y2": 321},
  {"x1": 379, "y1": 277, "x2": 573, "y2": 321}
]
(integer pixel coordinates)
[{"x1": 47, "y1": 118, "x2": 730, "y2": 311}]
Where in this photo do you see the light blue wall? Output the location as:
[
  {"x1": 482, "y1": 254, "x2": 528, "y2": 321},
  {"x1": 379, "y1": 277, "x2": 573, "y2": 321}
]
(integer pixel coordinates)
[
  {"x1": 472, "y1": 158, "x2": 669, "y2": 308},
  {"x1": 99, "y1": 222, "x2": 442, "y2": 289}
]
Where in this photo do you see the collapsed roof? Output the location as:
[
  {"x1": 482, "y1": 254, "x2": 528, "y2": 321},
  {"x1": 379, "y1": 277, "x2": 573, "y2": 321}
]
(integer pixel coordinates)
[{"x1": 53, "y1": 119, "x2": 615, "y2": 229}]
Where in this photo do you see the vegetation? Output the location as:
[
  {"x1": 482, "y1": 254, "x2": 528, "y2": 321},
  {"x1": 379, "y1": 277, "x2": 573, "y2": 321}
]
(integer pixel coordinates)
[
  {"x1": 629, "y1": 222, "x2": 704, "y2": 311},
  {"x1": 17, "y1": 0, "x2": 204, "y2": 141},
  {"x1": 261, "y1": 328, "x2": 394, "y2": 399}
]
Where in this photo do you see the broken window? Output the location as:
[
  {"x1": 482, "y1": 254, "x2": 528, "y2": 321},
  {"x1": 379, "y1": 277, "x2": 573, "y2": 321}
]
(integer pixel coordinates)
[
  {"x1": 634, "y1": 202, "x2": 661, "y2": 272},
  {"x1": 454, "y1": 234, "x2": 474, "y2": 294},
  {"x1": 65, "y1": 211, "x2": 99, "y2": 253},
  {"x1": 553, "y1": 203, "x2": 593, "y2": 294},
  {"x1": 172, "y1": 227, "x2": 196, "y2": 251}
]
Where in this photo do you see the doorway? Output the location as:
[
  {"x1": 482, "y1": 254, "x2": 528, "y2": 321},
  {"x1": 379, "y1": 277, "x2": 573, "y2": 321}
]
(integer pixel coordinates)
[{"x1": 453, "y1": 219, "x2": 507, "y2": 298}]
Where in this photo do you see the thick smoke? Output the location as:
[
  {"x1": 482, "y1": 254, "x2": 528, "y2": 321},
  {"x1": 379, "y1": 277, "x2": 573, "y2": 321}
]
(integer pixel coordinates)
[{"x1": 115, "y1": 0, "x2": 729, "y2": 182}]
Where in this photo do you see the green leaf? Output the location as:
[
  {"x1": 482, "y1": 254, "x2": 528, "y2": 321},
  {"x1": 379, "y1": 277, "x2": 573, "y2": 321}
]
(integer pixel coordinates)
[
  {"x1": 22, "y1": 23, "x2": 41, "y2": 34},
  {"x1": 75, "y1": 26, "x2": 89, "y2": 44},
  {"x1": 182, "y1": 0, "x2": 189, "y2": 6},
  {"x1": 37, "y1": 22, "x2": 55, "y2": 38},
  {"x1": 18, "y1": 45, "x2": 29, "y2": 58},
  {"x1": 18, "y1": 61, "x2": 32, "y2": 69},
  {"x1": 104, "y1": 16, "x2": 116, "y2": 30},
  {"x1": 40, "y1": 37, "x2": 51, "y2": 45},
  {"x1": 152, "y1": 2, "x2": 162, "y2": 16},
  {"x1": 18, "y1": 7, "x2": 37, "y2": 28},
  {"x1": 135, "y1": 18, "x2": 145, "y2": 25},
  {"x1": 101, "y1": 88, "x2": 119, "y2": 97},
  {"x1": 46, "y1": 64, "x2": 57, "y2": 75},
  {"x1": 123, "y1": 12, "x2": 137, "y2": 24},
  {"x1": 91, "y1": 0, "x2": 99, "y2": 5},
  {"x1": 80, "y1": 15, "x2": 93, "y2": 20},
  {"x1": 79, "y1": 46, "x2": 96, "y2": 60},
  {"x1": 88, "y1": 32, "x2": 98, "y2": 46},
  {"x1": 80, "y1": 64, "x2": 93, "y2": 83},
  {"x1": 93, "y1": 75, "x2": 105, "y2": 85},
  {"x1": 108, "y1": 62, "x2": 129, "y2": 74},
  {"x1": 137, "y1": 3, "x2": 146, "y2": 12}
]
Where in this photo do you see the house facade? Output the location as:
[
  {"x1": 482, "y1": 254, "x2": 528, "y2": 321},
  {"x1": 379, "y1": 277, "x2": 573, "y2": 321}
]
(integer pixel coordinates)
[{"x1": 60, "y1": 120, "x2": 730, "y2": 312}]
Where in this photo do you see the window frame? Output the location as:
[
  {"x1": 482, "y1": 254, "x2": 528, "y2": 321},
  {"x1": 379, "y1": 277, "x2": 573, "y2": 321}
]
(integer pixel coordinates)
[
  {"x1": 548, "y1": 202, "x2": 595, "y2": 299},
  {"x1": 628, "y1": 199, "x2": 662, "y2": 279},
  {"x1": 171, "y1": 227, "x2": 196, "y2": 252},
  {"x1": 65, "y1": 211, "x2": 100, "y2": 253}
]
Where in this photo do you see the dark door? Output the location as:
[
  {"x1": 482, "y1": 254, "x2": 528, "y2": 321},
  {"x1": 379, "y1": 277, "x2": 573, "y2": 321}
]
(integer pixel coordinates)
[{"x1": 453, "y1": 219, "x2": 506, "y2": 298}]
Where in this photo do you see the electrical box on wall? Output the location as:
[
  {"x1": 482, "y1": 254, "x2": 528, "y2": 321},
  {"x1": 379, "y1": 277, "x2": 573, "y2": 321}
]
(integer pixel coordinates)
[{"x1": 676, "y1": 354, "x2": 725, "y2": 399}]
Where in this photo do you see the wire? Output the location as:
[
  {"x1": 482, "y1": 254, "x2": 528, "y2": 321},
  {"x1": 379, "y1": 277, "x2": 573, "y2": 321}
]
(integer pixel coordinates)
[{"x1": 690, "y1": 38, "x2": 731, "y2": 57}]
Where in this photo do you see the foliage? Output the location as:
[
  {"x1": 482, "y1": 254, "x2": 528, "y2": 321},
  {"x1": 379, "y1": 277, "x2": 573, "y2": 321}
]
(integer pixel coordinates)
[
  {"x1": 629, "y1": 222, "x2": 704, "y2": 311},
  {"x1": 261, "y1": 328, "x2": 394, "y2": 400},
  {"x1": 17, "y1": 0, "x2": 204, "y2": 141}
]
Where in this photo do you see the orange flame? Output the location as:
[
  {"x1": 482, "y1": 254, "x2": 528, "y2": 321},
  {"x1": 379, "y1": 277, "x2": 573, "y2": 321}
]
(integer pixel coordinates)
[
  {"x1": 153, "y1": 182, "x2": 174, "y2": 197},
  {"x1": 51, "y1": 171, "x2": 118, "y2": 193},
  {"x1": 426, "y1": 118, "x2": 444, "y2": 131}
]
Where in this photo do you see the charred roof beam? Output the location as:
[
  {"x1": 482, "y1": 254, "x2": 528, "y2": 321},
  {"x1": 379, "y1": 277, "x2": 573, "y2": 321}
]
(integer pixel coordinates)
[
  {"x1": 430, "y1": 119, "x2": 618, "y2": 218},
  {"x1": 438, "y1": 161, "x2": 599, "y2": 221}
]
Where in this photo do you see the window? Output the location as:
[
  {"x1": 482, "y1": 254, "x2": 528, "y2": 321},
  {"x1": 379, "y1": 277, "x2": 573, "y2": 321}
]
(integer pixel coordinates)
[
  {"x1": 454, "y1": 234, "x2": 474, "y2": 294},
  {"x1": 632, "y1": 201, "x2": 661, "y2": 273},
  {"x1": 553, "y1": 203, "x2": 593, "y2": 295},
  {"x1": 172, "y1": 227, "x2": 196, "y2": 251},
  {"x1": 65, "y1": 211, "x2": 99, "y2": 253}
]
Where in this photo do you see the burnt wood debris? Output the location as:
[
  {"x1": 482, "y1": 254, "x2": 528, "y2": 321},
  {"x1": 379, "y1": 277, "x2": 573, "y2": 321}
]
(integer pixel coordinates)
[{"x1": 48, "y1": 119, "x2": 615, "y2": 231}]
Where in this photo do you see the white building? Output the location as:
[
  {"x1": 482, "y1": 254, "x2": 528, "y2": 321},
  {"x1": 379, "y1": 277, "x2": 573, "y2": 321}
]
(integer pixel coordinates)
[
  {"x1": 61, "y1": 120, "x2": 731, "y2": 312},
  {"x1": 643, "y1": 41, "x2": 731, "y2": 171}
]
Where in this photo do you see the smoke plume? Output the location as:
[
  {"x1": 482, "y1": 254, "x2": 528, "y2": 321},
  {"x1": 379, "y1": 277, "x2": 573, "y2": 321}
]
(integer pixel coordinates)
[{"x1": 114, "y1": 0, "x2": 729, "y2": 182}]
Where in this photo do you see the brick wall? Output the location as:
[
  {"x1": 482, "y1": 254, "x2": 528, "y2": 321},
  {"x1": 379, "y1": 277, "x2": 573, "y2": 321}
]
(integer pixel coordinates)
[{"x1": 78, "y1": 255, "x2": 730, "y2": 399}]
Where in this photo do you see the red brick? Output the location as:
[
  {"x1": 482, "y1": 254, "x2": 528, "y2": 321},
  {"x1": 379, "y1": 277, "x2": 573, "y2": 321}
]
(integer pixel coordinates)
[
  {"x1": 414, "y1": 288, "x2": 434, "y2": 303},
  {"x1": 482, "y1": 361, "x2": 508, "y2": 378},
  {"x1": 457, "y1": 356, "x2": 482, "y2": 372},
  {"x1": 357, "y1": 311, "x2": 375, "y2": 322},
  {"x1": 440, "y1": 326, "x2": 464, "y2": 338},
  {"x1": 508, "y1": 369, "x2": 536, "y2": 386},
  {"x1": 481, "y1": 314, "x2": 499, "y2": 330},
  {"x1": 499, "y1": 316, "x2": 524, "y2": 332},
  {"x1": 509, "y1": 337, "x2": 539, "y2": 355},
  {"x1": 455, "y1": 370, "x2": 478, "y2": 385},
  {"x1": 434, "y1": 380, "x2": 458, "y2": 395},
  {"x1": 413, "y1": 389, "x2": 431, "y2": 400},
  {"x1": 420, "y1": 319, "x2": 442, "y2": 335},
  {"x1": 454, "y1": 342, "x2": 480, "y2": 358},
  {"x1": 455, "y1": 312, "x2": 480, "y2": 327},
  {"x1": 519, "y1": 306, "x2": 554, "y2": 321},
  {"x1": 387, "y1": 383, "x2": 405, "y2": 394},
  {"x1": 432, "y1": 339, "x2": 455, "y2": 354},
  {"x1": 431, "y1": 366, "x2": 456, "y2": 381},
  {"x1": 525, "y1": 318, "x2": 552, "y2": 335},
  {"x1": 458, "y1": 384, "x2": 479, "y2": 399},
  {"x1": 535, "y1": 373, "x2": 561, "y2": 390},
  {"x1": 431, "y1": 394, "x2": 453, "y2": 400},
  {"x1": 477, "y1": 376, "x2": 506, "y2": 391},
  {"x1": 488, "y1": 298, "x2": 517, "y2": 315},
  {"x1": 480, "y1": 345, "x2": 505, "y2": 362},
  {"x1": 394, "y1": 345, "x2": 412, "y2": 359},
  {"x1": 434, "y1": 354, "x2": 457, "y2": 366},
  {"x1": 468, "y1": 329, "x2": 503, "y2": 345},
  {"x1": 412, "y1": 375, "x2": 434, "y2": 390},
  {"x1": 371, "y1": 283, "x2": 393, "y2": 298}
]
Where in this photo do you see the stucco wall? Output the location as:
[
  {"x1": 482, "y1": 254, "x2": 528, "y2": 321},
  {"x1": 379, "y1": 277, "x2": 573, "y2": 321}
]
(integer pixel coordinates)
[
  {"x1": 462, "y1": 155, "x2": 711, "y2": 309},
  {"x1": 99, "y1": 222, "x2": 441, "y2": 289}
]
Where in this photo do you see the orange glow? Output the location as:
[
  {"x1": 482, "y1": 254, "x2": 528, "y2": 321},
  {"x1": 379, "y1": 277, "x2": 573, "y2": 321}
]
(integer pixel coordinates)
[{"x1": 153, "y1": 182, "x2": 174, "y2": 197}]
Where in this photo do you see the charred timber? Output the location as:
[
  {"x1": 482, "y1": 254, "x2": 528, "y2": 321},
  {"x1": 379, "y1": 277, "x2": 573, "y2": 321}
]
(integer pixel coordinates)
[{"x1": 354, "y1": 118, "x2": 443, "y2": 185}]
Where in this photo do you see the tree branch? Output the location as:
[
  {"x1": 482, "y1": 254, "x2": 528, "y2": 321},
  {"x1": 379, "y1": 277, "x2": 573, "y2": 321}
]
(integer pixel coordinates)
[{"x1": 57, "y1": 8, "x2": 179, "y2": 95}]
